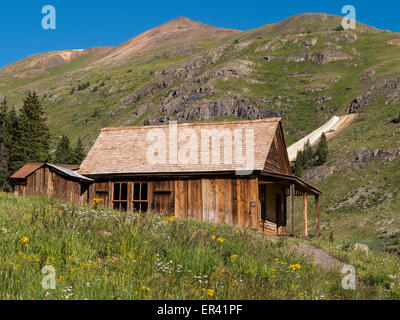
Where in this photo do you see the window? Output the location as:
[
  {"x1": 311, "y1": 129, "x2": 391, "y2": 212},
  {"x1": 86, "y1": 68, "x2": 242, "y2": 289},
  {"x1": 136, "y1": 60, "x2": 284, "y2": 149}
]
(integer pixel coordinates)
[
  {"x1": 132, "y1": 182, "x2": 148, "y2": 213},
  {"x1": 113, "y1": 183, "x2": 128, "y2": 211}
]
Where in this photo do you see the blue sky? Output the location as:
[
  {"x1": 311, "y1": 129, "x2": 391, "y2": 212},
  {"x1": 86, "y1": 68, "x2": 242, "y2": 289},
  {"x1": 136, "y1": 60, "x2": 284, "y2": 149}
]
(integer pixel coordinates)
[{"x1": 0, "y1": 0, "x2": 399, "y2": 68}]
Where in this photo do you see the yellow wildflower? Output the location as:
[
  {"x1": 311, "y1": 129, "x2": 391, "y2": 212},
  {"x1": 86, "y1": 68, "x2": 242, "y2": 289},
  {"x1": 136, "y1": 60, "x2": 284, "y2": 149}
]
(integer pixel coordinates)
[
  {"x1": 207, "y1": 289, "x2": 215, "y2": 297},
  {"x1": 168, "y1": 216, "x2": 176, "y2": 223},
  {"x1": 290, "y1": 264, "x2": 301, "y2": 271},
  {"x1": 217, "y1": 237, "x2": 225, "y2": 243},
  {"x1": 58, "y1": 210, "x2": 63, "y2": 215},
  {"x1": 141, "y1": 286, "x2": 150, "y2": 292},
  {"x1": 19, "y1": 236, "x2": 29, "y2": 244},
  {"x1": 211, "y1": 235, "x2": 216, "y2": 240},
  {"x1": 271, "y1": 275, "x2": 276, "y2": 279},
  {"x1": 231, "y1": 254, "x2": 238, "y2": 259}
]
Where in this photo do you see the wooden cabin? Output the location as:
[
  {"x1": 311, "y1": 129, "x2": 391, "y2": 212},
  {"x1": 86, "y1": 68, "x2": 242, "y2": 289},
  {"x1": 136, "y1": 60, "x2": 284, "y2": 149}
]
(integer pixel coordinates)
[
  {"x1": 76, "y1": 118, "x2": 322, "y2": 237},
  {"x1": 11, "y1": 163, "x2": 94, "y2": 205}
]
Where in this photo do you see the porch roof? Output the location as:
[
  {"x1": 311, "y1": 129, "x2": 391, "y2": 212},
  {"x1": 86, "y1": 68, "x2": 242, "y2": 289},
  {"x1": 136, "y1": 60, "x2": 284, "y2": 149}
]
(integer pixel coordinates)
[{"x1": 259, "y1": 171, "x2": 322, "y2": 196}]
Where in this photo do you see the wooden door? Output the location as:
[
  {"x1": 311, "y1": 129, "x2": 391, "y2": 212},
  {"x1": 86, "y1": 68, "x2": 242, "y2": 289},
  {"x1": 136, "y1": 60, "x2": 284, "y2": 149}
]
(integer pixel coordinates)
[
  {"x1": 259, "y1": 184, "x2": 266, "y2": 221},
  {"x1": 151, "y1": 181, "x2": 174, "y2": 216}
]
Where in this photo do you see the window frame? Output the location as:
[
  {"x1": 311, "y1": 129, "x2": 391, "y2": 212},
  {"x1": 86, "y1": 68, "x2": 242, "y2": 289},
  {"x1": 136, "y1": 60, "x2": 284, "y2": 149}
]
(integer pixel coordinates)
[
  {"x1": 132, "y1": 182, "x2": 149, "y2": 213},
  {"x1": 112, "y1": 182, "x2": 129, "y2": 211}
]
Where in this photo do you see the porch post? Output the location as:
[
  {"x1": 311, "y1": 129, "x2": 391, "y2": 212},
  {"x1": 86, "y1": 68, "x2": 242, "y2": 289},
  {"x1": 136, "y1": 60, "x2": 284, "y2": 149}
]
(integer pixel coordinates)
[
  {"x1": 303, "y1": 193, "x2": 308, "y2": 238},
  {"x1": 315, "y1": 195, "x2": 320, "y2": 239},
  {"x1": 289, "y1": 184, "x2": 295, "y2": 236}
]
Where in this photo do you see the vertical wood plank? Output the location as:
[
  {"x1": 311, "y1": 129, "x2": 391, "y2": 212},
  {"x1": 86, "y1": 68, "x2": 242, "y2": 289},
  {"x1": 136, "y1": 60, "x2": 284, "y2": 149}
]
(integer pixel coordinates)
[
  {"x1": 304, "y1": 193, "x2": 308, "y2": 238},
  {"x1": 232, "y1": 179, "x2": 238, "y2": 226},
  {"x1": 174, "y1": 180, "x2": 187, "y2": 219},
  {"x1": 225, "y1": 179, "x2": 232, "y2": 225},
  {"x1": 216, "y1": 179, "x2": 225, "y2": 224},
  {"x1": 202, "y1": 179, "x2": 209, "y2": 222},
  {"x1": 290, "y1": 184, "x2": 295, "y2": 236},
  {"x1": 249, "y1": 178, "x2": 258, "y2": 230},
  {"x1": 315, "y1": 195, "x2": 320, "y2": 239},
  {"x1": 188, "y1": 179, "x2": 202, "y2": 221},
  {"x1": 237, "y1": 180, "x2": 245, "y2": 228}
]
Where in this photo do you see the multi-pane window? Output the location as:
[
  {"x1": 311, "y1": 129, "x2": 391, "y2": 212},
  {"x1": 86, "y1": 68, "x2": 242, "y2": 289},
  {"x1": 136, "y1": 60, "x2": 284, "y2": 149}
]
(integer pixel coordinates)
[
  {"x1": 113, "y1": 183, "x2": 128, "y2": 211},
  {"x1": 132, "y1": 182, "x2": 148, "y2": 213}
]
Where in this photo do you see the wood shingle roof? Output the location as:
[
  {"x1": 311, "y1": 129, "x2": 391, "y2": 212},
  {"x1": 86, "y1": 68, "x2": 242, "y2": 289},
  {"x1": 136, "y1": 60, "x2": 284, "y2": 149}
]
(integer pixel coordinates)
[{"x1": 79, "y1": 118, "x2": 285, "y2": 176}]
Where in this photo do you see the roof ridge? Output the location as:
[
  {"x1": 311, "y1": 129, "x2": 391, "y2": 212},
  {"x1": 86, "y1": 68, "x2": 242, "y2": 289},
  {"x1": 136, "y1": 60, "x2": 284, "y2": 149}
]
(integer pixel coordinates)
[{"x1": 101, "y1": 118, "x2": 282, "y2": 132}]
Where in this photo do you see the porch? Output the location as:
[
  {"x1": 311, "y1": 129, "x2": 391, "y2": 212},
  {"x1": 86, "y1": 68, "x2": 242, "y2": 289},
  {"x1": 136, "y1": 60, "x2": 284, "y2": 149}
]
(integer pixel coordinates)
[{"x1": 258, "y1": 171, "x2": 322, "y2": 238}]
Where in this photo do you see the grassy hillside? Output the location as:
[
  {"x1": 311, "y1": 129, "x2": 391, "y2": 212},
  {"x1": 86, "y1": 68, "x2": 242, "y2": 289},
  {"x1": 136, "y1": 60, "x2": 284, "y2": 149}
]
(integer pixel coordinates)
[
  {"x1": 1, "y1": 192, "x2": 393, "y2": 300},
  {"x1": 290, "y1": 96, "x2": 400, "y2": 243}
]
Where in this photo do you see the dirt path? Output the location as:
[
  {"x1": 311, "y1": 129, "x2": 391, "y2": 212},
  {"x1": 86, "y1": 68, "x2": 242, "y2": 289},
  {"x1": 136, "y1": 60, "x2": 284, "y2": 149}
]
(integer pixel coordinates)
[
  {"x1": 290, "y1": 242, "x2": 345, "y2": 270},
  {"x1": 267, "y1": 236, "x2": 345, "y2": 269},
  {"x1": 287, "y1": 114, "x2": 358, "y2": 161}
]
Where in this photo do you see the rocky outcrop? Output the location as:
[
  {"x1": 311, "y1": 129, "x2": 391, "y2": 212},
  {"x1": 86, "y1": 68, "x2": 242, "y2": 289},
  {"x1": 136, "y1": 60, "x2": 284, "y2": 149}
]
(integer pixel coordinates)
[
  {"x1": 387, "y1": 38, "x2": 400, "y2": 48},
  {"x1": 303, "y1": 148, "x2": 400, "y2": 183},
  {"x1": 313, "y1": 95, "x2": 332, "y2": 104},
  {"x1": 157, "y1": 93, "x2": 281, "y2": 124},
  {"x1": 304, "y1": 85, "x2": 327, "y2": 93},
  {"x1": 286, "y1": 50, "x2": 351, "y2": 64},
  {"x1": 334, "y1": 32, "x2": 358, "y2": 43},
  {"x1": 311, "y1": 50, "x2": 352, "y2": 65},
  {"x1": 300, "y1": 38, "x2": 317, "y2": 48},
  {"x1": 255, "y1": 40, "x2": 284, "y2": 53},
  {"x1": 201, "y1": 60, "x2": 255, "y2": 81},
  {"x1": 358, "y1": 69, "x2": 376, "y2": 82},
  {"x1": 348, "y1": 75, "x2": 400, "y2": 113},
  {"x1": 286, "y1": 52, "x2": 312, "y2": 62},
  {"x1": 331, "y1": 186, "x2": 377, "y2": 210}
]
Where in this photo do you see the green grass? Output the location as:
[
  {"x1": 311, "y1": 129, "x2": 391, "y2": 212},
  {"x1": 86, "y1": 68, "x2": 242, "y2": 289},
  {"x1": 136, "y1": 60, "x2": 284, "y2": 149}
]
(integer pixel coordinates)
[
  {"x1": 0, "y1": 192, "x2": 377, "y2": 300},
  {"x1": 299, "y1": 238, "x2": 400, "y2": 299}
]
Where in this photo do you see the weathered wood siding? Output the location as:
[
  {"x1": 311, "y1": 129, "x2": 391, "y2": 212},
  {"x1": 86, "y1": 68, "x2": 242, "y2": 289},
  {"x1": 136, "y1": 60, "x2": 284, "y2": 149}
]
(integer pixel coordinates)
[
  {"x1": 264, "y1": 124, "x2": 292, "y2": 175},
  {"x1": 14, "y1": 181, "x2": 26, "y2": 196},
  {"x1": 93, "y1": 177, "x2": 261, "y2": 230},
  {"x1": 16, "y1": 167, "x2": 90, "y2": 205}
]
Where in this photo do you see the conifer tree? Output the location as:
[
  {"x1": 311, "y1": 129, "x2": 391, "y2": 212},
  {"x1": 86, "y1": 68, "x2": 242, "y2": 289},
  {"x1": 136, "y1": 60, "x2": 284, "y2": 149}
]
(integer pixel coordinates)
[
  {"x1": 315, "y1": 133, "x2": 329, "y2": 165},
  {"x1": 53, "y1": 134, "x2": 73, "y2": 164},
  {"x1": 72, "y1": 137, "x2": 85, "y2": 164},
  {"x1": 6, "y1": 106, "x2": 23, "y2": 175},
  {"x1": 0, "y1": 98, "x2": 10, "y2": 191},
  {"x1": 293, "y1": 150, "x2": 304, "y2": 177},
  {"x1": 18, "y1": 91, "x2": 51, "y2": 164},
  {"x1": 303, "y1": 139, "x2": 314, "y2": 168}
]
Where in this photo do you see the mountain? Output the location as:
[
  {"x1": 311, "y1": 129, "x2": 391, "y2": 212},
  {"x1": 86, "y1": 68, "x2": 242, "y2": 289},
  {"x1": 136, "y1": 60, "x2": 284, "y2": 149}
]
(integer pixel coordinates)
[
  {"x1": 0, "y1": 47, "x2": 113, "y2": 79},
  {"x1": 96, "y1": 17, "x2": 238, "y2": 64},
  {"x1": 1, "y1": 13, "x2": 400, "y2": 249}
]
